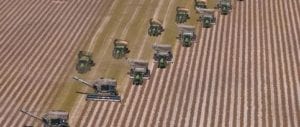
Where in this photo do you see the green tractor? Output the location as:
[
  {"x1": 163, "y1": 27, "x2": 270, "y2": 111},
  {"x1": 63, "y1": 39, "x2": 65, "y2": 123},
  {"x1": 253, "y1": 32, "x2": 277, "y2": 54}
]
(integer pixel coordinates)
[
  {"x1": 215, "y1": 0, "x2": 232, "y2": 15},
  {"x1": 194, "y1": 0, "x2": 207, "y2": 9},
  {"x1": 112, "y1": 39, "x2": 130, "y2": 59},
  {"x1": 148, "y1": 18, "x2": 164, "y2": 37},
  {"x1": 127, "y1": 60, "x2": 150, "y2": 85},
  {"x1": 73, "y1": 76, "x2": 121, "y2": 102},
  {"x1": 177, "y1": 24, "x2": 197, "y2": 47},
  {"x1": 20, "y1": 110, "x2": 69, "y2": 127},
  {"x1": 152, "y1": 44, "x2": 173, "y2": 68},
  {"x1": 176, "y1": 7, "x2": 190, "y2": 24},
  {"x1": 196, "y1": 8, "x2": 216, "y2": 28},
  {"x1": 76, "y1": 51, "x2": 95, "y2": 74}
]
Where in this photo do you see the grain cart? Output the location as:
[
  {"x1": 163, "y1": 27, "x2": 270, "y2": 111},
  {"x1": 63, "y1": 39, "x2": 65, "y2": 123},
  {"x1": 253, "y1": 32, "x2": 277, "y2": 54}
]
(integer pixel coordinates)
[
  {"x1": 196, "y1": 8, "x2": 216, "y2": 28},
  {"x1": 73, "y1": 76, "x2": 121, "y2": 102},
  {"x1": 177, "y1": 24, "x2": 197, "y2": 47},
  {"x1": 176, "y1": 7, "x2": 190, "y2": 24},
  {"x1": 76, "y1": 51, "x2": 95, "y2": 74},
  {"x1": 148, "y1": 18, "x2": 164, "y2": 37},
  {"x1": 215, "y1": 0, "x2": 232, "y2": 15},
  {"x1": 152, "y1": 44, "x2": 173, "y2": 68},
  {"x1": 20, "y1": 110, "x2": 69, "y2": 127},
  {"x1": 127, "y1": 59, "x2": 150, "y2": 85},
  {"x1": 112, "y1": 39, "x2": 130, "y2": 59},
  {"x1": 195, "y1": 0, "x2": 207, "y2": 9}
]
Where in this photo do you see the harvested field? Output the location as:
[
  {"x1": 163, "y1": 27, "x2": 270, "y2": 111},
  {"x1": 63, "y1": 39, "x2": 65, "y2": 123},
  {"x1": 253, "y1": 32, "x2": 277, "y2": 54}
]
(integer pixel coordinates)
[
  {"x1": 0, "y1": 0, "x2": 115, "y2": 126},
  {"x1": 0, "y1": 0, "x2": 299, "y2": 126}
]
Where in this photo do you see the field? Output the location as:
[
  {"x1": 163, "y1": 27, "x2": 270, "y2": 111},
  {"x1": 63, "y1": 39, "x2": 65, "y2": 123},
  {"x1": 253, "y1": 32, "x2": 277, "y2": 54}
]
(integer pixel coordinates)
[{"x1": 0, "y1": 0, "x2": 299, "y2": 127}]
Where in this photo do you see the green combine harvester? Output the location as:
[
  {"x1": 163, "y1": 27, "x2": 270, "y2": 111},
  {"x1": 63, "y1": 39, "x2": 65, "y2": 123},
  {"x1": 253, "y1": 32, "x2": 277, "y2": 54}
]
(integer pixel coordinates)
[
  {"x1": 177, "y1": 24, "x2": 197, "y2": 47},
  {"x1": 20, "y1": 110, "x2": 69, "y2": 127},
  {"x1": 112, "y1": 39, "x2": 130, "y2": 59},
  {"x1": 176, "y1": 7, "x2": 190, "y2": 24},
  {"x1": 73, "y1": 76, "x2": 121, "y2": 102},
  {"x1": 196, "y1": 8, "x2": 216, "y2": 28},
  {"x1": 215, "y1": 0, "x2": 232, "y2": 15},
  {"x1": 194, "y1": 0, "x2": 207, "y2": 9},
  {"x1": 148, "y1": 18, "x2": 164, "y2": 37},
  {"x1": 152, "y1": 44, "x2": 173, "y2": 68},
  {"x1": 127, "y1": 59, "x2": 150, "y2": 85},
  {"x1": 76, "y1": 51, "x2": 95, "y2": 74}
]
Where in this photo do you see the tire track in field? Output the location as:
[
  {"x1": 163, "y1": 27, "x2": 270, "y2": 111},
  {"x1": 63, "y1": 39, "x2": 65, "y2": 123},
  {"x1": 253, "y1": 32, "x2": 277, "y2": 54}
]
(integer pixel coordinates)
[
  {"x1": 0, "y1": 1, "x2": 45, "y2": 74},
  {"x1": 0, "y1": 0, "x2": 112, "y2": 126},
  {"x1": 205, "y1": 12, "x2": 227, "y2": 127},
  {"x1": 2, "y1": 1, "x2": 91, "y2": 126},
  {"x1": 16, "y1": 1, "x2": 110, "y2": 126},
  {"x1": 0, "y1": 2, "x2": 55, "y2": 122},
  {"x1": 285, "y1": 0, "x2": 300, "y2": 125}
]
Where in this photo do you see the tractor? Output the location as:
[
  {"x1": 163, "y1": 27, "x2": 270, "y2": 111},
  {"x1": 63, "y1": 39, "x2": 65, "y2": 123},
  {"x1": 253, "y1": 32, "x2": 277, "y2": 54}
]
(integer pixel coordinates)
[
  {"x1": 127, "y1": 59, "x2": 150, "y2": 85},
  {"x1": 216, "y1": 0, "x2": 232, "y2": 15},
  {"x1": 176, "y1": 7, "x2": 190, "y2": 24},
  {"x1": 196, "y1": 8, "x2": 216, "y2": 28},
  {"x1": 76, "y1": 51, "x2": 95, "y2": 74},
  {"x1": 148, "y1": 18, "x2": 164, "y2": 37},
  {"x1": 112, "y1": 39, "x2": 130, "y2": 59},
  {"x1": 20, "y1": 110, "x2": 69, "y2": 127},
  {"x1": 73, "y1": 76, "x2": 121, "y2": 102},
  {"x1": 194, "y1": 0, "x2": 207, "y2": 9},
  {"x1": 177, "y1": 24, "x2": 197, "y2": 47},
  {"x1": 152, "y1": 44, "x2": 173, "y2": 68}
]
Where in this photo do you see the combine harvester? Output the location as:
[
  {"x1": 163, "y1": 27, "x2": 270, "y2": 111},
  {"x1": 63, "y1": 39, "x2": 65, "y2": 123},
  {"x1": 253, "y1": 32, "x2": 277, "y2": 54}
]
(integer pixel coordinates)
[
  {"x1": 196, "y1": 8, "x2": 216, "y2": 28},
  {"x1": 75, "y1": 51, "x2": 95, "y2": 74},
  {"x1": 215, "y1": 0, "x2": 232, "y2": 15},
  {"x1": 73, "y1": 76, "x2": 121, "y2": 102},
  {"x1": 20, "y1": 109, "x2": 69, "y2": 127},
  {"x1": 112, "y1": 39, "x2": 130, "y2": 59},
  {"x1": 175, "y1": 7, "x2": 190, "y2": 24},
  {"x1": 194, "y1": 0, "x2": 208, "y2": 9},
  {"x1": 127, "y1": 59, "x2": 150, "y2": 85},
  {"x1": 152, "y1": 44, "x2": 174, "y2": 68},
  {"x1": 177, "y1": 24, "x2": 197, "y2": 47},
  {"x1": 148, "y1": 18, "x2": 164, "y2": 37}
]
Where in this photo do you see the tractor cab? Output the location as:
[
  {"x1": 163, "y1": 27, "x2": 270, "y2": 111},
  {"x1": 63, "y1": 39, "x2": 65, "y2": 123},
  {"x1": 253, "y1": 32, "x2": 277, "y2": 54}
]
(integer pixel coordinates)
[
  {"x1": 20, "y1": 110, "x2": 70, "y2": 127},
  {"x1": 176, "y1": 7, "x2": 190, "y2": 24},
  {"x1": 73, "y1": 76, "x2": 121, "y2": 102},
  {"x1": 216, "y1": 0, "x2": 232, "y2": 15},
  {"x1": 148, "y1": 18, "x2": 164, "y2": 37},
  {"x1": 128, "y1": 60, "x2": 150, "y2": 85},
  {"x1": 152, "y1": 44, "x2": 173, "y2": 68},
  {"x1": 177, "y1": 24, "x2": 196, "y2": 47},
  {"x1": 197, "y1": 8, "x2": 216, "y2": 28},
  {"x1": 76, "y1": 51, "x2": 95, "y2": 74},
  {"x1": 195, "y1": 0, "x2": 207, "y2": 9},
  {"x1": 113, "y1": 39, "x2": 130, "y2": 59}
]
